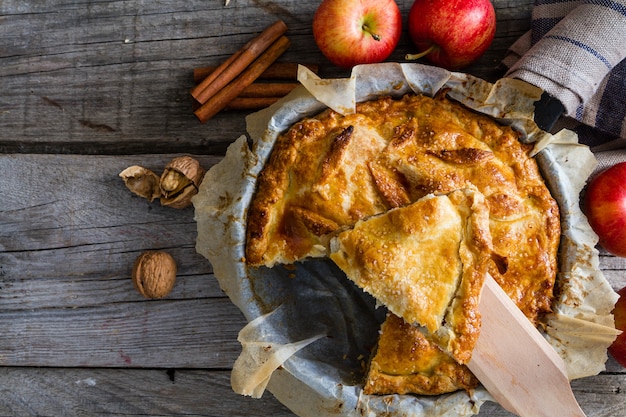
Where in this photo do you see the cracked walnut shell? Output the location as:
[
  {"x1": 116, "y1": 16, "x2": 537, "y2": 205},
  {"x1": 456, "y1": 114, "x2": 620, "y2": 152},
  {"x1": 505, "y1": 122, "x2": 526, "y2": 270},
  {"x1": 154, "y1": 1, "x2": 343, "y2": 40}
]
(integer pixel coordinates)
[
  {"x1": 160, "y1": 156, "x2": 206, "y2": 209},
  {"x1": 132, "y1": 251, "x2": 177, "y2": 299},
  {"x1": 119, "y1": 166, "x2": 161, "y2": 202}
]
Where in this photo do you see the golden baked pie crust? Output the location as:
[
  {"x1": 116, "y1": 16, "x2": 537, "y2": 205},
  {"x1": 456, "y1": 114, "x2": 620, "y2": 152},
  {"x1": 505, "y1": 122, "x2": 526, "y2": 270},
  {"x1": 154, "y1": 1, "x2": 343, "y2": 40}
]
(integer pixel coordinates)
[
  {"x1": 330, "y1": 189, "x2": 493, "y2": 365},
  {"x1": 245, "y1": 92, "x2": 560, "y2": 396},
  {"x1": 363, "y1": 313, "x2": 479, "y2": 395}
]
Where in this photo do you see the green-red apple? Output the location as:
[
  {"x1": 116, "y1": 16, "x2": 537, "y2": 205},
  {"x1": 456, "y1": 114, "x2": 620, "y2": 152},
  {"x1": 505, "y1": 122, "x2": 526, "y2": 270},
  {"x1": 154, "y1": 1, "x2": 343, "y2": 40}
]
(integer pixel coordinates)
[
  {"x1": 584, "y1": 162, "x2": 626, "y2": 258},
  {"x1": 312, "y1": 0, "x2": 402, "y2": 69},
  {"x1": 406, "y1": 0, "x2": 496, "y2": 70}
]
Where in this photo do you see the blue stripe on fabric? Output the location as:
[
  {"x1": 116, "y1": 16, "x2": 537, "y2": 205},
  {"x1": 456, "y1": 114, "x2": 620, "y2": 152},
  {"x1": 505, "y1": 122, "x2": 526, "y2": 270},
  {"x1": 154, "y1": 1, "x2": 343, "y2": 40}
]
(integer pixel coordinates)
[
  {"x1": 544, "y1": 35, "x2": 613, "y2": 69},
  {"x1": 584, "y1": 0, "x2": 626, "y2": 18},
  {"x1": 595, "y1": 60, "x2": 626, "y2": 135},
  {"x1": 576, "y1": 104, "x2": 585, "y2": 120}
]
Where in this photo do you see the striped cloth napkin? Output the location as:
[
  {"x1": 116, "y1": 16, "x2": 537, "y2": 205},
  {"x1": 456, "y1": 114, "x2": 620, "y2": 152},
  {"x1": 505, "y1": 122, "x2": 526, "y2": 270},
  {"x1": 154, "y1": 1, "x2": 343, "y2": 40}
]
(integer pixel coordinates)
[{"x1": 503, "y1": 0, "x2": 626, "y2": 167}]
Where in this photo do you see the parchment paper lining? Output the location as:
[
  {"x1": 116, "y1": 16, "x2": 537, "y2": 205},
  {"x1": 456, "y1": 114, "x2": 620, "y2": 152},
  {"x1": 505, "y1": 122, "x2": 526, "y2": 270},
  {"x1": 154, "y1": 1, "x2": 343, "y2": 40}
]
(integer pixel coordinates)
[{"x1": 193, "y1": 63, "x2": 619, "y2": 417}]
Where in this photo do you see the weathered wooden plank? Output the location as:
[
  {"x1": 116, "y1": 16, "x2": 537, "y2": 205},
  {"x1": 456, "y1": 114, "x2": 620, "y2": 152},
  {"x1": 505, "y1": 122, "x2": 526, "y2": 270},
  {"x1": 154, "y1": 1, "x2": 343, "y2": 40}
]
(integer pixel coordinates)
[
  {"x1": 0, "y1": 262, "x2": 220, "y2": 310},
  {"x1": 0, "y1": 0, "x2": 533, "y2": 155},
  {"x1": 0, "y1": 154, "x2": 246, "y2": 367},
  {"x1": 0, "y1": 368, "x2": 621, "y2": 417},
  {"x1": 1, "y1": 154, "x2": 220, "y2": 283},
  {"x1": 0, "y1": 0, "x2": 316, "y2": 154},
  {"x1": 598, "y1": 254, "x2": 626, "y2": 290},
  {"x1": 0, "y1": 368, "x2": 294, "y2": 417},
  {"x1": 0, "y1": 153, "x2": 225, "y2": 310},
  {"x1": 0, "y1": 297, "x2": 246, "y2": 368},
  {"x1": 603, "y1": 269, "x2": 626, "y2": 291},
  {"x1": 0, "y1": 298, "x2": 246, "y2": 368}
]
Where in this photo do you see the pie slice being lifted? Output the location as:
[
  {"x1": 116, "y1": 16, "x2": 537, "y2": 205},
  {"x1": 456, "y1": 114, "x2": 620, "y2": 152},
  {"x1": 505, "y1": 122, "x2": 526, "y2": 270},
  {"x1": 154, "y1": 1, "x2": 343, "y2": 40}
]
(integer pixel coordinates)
[
  {"x1": 329, "y1": 189, "x2": 493, "y2": 365},
  {"x1": 245, "y1": 92, "x2": 560, "y2": 396}
]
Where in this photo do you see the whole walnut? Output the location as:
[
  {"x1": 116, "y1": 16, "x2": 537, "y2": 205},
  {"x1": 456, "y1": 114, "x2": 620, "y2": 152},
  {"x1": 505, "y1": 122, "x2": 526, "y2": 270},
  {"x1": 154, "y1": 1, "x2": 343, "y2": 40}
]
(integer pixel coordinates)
[{"x1": 132, "y1": 251, "x2": 177, "y2": 299}]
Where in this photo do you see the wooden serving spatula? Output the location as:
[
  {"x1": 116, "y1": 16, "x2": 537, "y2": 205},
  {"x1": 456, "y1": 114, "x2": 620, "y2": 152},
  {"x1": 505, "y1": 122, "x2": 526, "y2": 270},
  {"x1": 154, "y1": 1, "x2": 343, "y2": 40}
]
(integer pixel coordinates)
[{"x1": 468, "y1": 274, "x2": 587, "y2": 417}]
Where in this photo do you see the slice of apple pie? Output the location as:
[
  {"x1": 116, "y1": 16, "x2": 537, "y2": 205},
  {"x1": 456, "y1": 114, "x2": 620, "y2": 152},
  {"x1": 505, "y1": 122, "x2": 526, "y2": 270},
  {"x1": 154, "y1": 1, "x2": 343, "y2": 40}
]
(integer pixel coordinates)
[
  {"x1": 361, "y1": 311, "x2": 479, "y2": 395},
  {"x1": 329, "y1": 189, "x2": 492, "y2": 365}
]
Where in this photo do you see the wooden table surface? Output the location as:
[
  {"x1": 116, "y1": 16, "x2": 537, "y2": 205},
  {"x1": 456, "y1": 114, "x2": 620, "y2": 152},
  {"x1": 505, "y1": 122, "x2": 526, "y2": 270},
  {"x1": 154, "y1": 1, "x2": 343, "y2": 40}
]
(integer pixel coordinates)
[{"x1": 1, "y1": 1, "x2": 624, "y2": 416}]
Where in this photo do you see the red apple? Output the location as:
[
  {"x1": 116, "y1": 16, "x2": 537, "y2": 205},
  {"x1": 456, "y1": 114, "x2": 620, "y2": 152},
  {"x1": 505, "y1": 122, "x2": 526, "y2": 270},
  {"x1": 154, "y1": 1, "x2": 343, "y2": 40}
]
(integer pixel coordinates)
[
  {"x1": 312, "y1": 0, "x2": 402, "y2": 69},
  {"x1": 406, "y1": 0, "x2": 496, "y2": 70},
  {"x1": 609, "y1": 286, "x2": 626, "y2": 367},
  {"x1": 584, "y1": 162, "x2": 626, "y2": 257}
]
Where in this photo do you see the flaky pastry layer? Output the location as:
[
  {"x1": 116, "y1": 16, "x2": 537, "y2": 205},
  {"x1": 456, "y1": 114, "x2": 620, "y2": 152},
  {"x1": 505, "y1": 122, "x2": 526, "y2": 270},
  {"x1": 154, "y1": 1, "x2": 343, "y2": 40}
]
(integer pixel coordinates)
[{"x1": 330, "y1": 189, "x2": 492, "y2": 364}]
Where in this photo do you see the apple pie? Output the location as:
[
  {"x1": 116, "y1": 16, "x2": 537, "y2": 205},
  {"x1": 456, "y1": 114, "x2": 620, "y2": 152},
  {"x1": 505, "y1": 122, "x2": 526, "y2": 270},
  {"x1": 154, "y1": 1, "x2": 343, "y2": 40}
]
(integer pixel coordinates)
[{"x1": 245, "y1": 91, "x2": 560, "y2": 396}]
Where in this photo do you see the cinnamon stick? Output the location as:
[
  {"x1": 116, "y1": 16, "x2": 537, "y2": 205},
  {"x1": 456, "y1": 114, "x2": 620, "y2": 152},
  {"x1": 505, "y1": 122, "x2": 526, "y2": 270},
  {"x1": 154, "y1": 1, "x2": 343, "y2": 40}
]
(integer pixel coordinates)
[
  {"x1": 190, "y1": 84, "x2": 296, "y2": 112},
  {"x1": 191, "y1": 83, "x2": 299, "y2": 108},
  {"x1": 224, "y1": 97, "x2": 282, "y2": 111},
  {"x1": 190, "y1": 20, "x2": 288, "y2": 104},
  {"x1": 193, "y1": 62, "x2": 319, "y2": 83},
  {"x1": 238, "y1": 82, "x2": 299, "y2": 98},
  {"x1": 194, "y1": 35, "x2": 291, "y2": 123},
  {"x1": 191, "y1": 49, "x2": 243, "y2": 98}
]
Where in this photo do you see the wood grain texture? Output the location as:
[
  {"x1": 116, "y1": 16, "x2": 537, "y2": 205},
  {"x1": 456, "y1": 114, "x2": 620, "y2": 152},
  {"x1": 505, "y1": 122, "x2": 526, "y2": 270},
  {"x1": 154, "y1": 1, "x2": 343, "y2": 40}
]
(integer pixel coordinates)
[
  {"x1": 0, "y1": 368, "x2": 294, "y2": 416},
  {"x1": 0, "y1": 368, "x2": 621, "y2": 417},
  {"x1": 0, "y1": 0, "x2": 624, "y2": 416},
  {"x1": 0, "y1": 0, "x2": 530, "y2": 155},
  {"x1": 0, "y1": 154, "x2": 245, "y2": 368}
]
